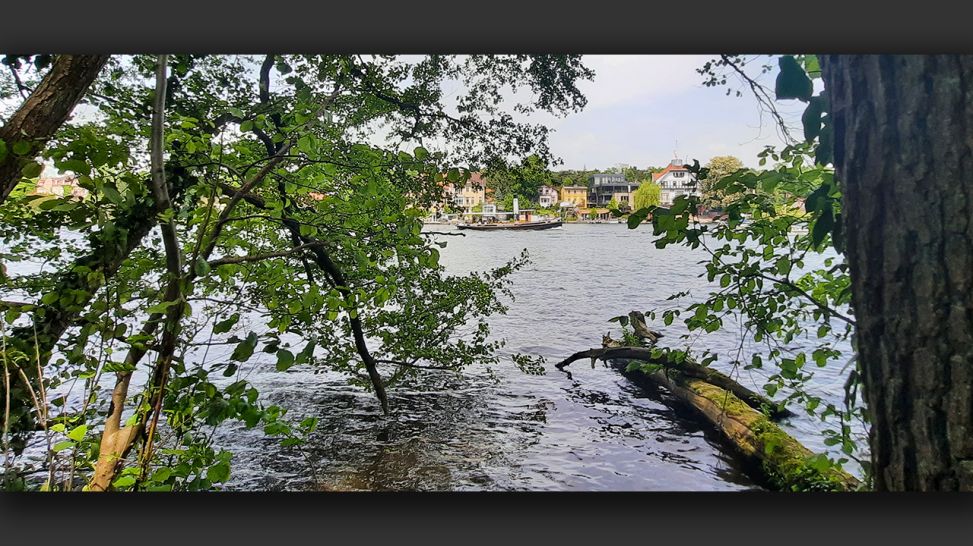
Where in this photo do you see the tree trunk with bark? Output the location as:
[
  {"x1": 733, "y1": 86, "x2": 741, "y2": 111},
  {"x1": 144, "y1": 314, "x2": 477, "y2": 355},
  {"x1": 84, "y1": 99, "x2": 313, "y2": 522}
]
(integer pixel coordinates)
[
  {"x1": 821, "y1": 55, "x2": 973, "y2": 491},
  {"x1": 0, "y1": 54, "x2": 110, "y2": 203}
]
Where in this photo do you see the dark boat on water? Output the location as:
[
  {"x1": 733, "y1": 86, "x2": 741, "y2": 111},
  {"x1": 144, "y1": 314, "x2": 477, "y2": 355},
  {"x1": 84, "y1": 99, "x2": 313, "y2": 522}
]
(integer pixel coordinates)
[{"x1": 456, "y1": 218, "x2": 563, "y2": 231}]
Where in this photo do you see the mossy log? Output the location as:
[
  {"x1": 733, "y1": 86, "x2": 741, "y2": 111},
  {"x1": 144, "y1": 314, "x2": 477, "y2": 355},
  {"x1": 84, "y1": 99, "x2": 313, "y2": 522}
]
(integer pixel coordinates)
[
  {"x1": 616, "y1": 361, "x2": 861, "y2": 491},
  {"x1": 556, "y1": 332, "x2": 860, "y2": 491}
]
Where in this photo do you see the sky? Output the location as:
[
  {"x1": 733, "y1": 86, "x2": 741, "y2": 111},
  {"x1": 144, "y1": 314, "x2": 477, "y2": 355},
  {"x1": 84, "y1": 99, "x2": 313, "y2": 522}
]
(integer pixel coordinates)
[
  {"x1": 523, "y1": 55, "x2": 806, "y2": 171},
  {"x1": 12, "y1": 55, "x2": 807, "y2": 176}
]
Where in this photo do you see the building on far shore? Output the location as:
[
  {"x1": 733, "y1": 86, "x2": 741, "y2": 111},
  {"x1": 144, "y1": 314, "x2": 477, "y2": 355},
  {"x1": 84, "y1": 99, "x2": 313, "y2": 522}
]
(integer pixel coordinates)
[
  {"x1": 652, "y1": 158, "x2": 698, "y2": 206},
  {"x1": 559, "y1": 185, "x2": 587, "y2": 210},
  {"x1": 34, "y1": 175, "x2": 88, "y2": 198},
  {"x1": 587, "y1": 173, "x2": 637, "y2": 210},
  {"x1": 538, "y1": 185, "x2": 558, "y2": 208},
  {"x1": 450, "y1": 171, "x2": 487, "y2": 214}
]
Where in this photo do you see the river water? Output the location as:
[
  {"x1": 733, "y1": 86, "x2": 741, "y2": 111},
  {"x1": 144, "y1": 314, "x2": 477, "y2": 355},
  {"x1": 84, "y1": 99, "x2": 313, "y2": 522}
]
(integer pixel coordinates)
[{"x1": 216, "y1": 223, "x2": 859, "y2": 491}]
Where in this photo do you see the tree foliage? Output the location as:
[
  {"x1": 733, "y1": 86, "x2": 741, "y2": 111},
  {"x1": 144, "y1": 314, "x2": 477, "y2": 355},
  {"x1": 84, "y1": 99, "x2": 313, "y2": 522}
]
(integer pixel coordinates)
[
  {"x1": 484, "y1": 153, "x2": 555, "y2": 203},
  {"x1": 699, "y1": 155, "x2": 744, "y2": 209},
  {"x1": 626, "y1": 55, "x2": 866, "y2": 487},
  {"x1": 0, "y1": 54, "x2": 592, "y2": 491},
  {"x1": 632, "y1": 181, "x2": 661, "y2": 210}
]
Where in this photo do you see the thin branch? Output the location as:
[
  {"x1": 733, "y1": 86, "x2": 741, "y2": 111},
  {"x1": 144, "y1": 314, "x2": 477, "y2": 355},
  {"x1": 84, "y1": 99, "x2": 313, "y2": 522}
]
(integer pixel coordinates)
[
  {"x1": 719, "y1": 54, "x2": 796, "y2": 144},
  {"x1": 206, "y1": 242, "x2": 324, "y2": 268},
  {"x1": 755, "y1": 272, "x2": 856, "y2": 326},
  {"x1": 375, "y1": 359, "x2": 458, "y2": 371}
]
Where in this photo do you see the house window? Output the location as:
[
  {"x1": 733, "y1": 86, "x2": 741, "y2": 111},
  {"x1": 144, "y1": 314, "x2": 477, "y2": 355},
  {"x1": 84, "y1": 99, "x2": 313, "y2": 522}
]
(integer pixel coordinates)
[{"x1": 674, "y1": 171, "x2": 685, "y2": 178}]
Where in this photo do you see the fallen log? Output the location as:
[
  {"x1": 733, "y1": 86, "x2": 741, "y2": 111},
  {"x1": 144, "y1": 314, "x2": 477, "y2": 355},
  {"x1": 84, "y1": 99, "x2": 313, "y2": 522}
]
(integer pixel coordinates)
[
  {"x1": 555, "y1": 345, "x2": 794, "y2": 419},
  {"x1": 556, "y1": 331, "x2": 860, "y2": 491}
]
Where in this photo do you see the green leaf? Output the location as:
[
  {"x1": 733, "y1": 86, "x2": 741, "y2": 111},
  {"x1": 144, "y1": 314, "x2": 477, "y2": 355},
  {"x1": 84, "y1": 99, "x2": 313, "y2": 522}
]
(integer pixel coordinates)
[
  {"x1": 297, "y1": 338, "x2": 316, "y2": 364},
  {"x1": 146, "y1": 299, "x2": 180, "y2": 314},
  {"x1": 52, "y1": 440, "x2": 74, "y2": 452},
  {"x1": 152, "y1": 467, "x2": 172, "y2": 483},
  {"x1": 67, "y1": 424, "x2": 87, "y2": 442},
  {"x1": 775, "y1": 55, "x2": 813, "y2": 102},
  {"x1": 231, "y1": 332, "x2": 258, "y2": 362},
  {"x1": 275, "y1": 349, "x2": 295, "y2": 371},
  {"x1": 298, "y1": 135, "x2": 312, "y2": 152},
  {"x1": 803, "y1": 55, "x2": 821, "y2": 77},
  {"x1": 206, "y1": 461, "x2": 231, "y2": 483},
  {"x1": 802, "y1": 96, "x2": 825, "y2": 142},
  {"x1": 12, "y1": 140, "x2": 32, "y2": 155},
  {"x1": 811, "y1": 209, "x2": 834, "y2": 247},
  {"x1": 815, "y1": 119, "x2": 834, "y2": 165},
  {"x1": 113, "y1": 475, "x2": 137, "y2": 488},
  {"x1": 194, "y1": 259, "x2": 211, "y2": 277},
  {"x1": 21, "y1": 161, "x2": 43, "y2": 178},
  {"x1": 213, "y1": 313, "x2": 240, "y2": 334},
  {"x1": 627, "y1": 207, "x2": 651, "y2": 229},
  {"x1": 102, "y1": 185, "x2": 123, "y2": 205}
]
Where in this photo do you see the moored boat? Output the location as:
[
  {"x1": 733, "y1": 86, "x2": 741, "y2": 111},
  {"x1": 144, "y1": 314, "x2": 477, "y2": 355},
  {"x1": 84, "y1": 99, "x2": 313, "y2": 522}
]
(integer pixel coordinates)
[{"x1": 456, "y1": 218, "x2": 563, "y2": 231}]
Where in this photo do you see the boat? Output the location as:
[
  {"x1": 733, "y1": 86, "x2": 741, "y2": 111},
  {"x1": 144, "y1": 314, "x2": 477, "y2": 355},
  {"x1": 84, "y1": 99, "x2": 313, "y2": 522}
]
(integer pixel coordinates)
[{"x1": 456, "y1": 218, "x2": 563, "y2": 231}]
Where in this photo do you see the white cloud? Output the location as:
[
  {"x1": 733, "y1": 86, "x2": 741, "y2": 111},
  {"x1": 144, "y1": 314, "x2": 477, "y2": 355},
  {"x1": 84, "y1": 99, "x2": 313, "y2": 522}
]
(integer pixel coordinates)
[{"x1": 577, "y1": 55, "x2": 712, "y2": 109}]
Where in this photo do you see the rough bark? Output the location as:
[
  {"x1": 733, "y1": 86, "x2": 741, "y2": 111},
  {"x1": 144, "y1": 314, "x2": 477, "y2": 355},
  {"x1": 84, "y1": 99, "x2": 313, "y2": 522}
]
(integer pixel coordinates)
[
  {"x1": 821, "y1": 55, "x2": 973, "y2": 491},
  {"x1": 0, "y1": 54, "x2": 109, "y2": 203}
]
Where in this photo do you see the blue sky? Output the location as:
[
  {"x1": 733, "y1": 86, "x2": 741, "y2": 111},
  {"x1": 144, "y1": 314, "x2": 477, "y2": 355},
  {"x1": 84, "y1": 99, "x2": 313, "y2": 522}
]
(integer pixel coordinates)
[{"x1": 530, "y1": 55, "x2": 806, "y2": 170}]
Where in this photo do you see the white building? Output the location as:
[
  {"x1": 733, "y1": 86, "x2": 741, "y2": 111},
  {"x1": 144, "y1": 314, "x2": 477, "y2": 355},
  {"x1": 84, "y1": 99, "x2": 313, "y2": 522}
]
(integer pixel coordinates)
[
  {"x1": 538, "y1": 184, "x2": 558, "y2": 208},
  {"x1": 652, "y1": 158, "x2": 698, "y2": 206}
]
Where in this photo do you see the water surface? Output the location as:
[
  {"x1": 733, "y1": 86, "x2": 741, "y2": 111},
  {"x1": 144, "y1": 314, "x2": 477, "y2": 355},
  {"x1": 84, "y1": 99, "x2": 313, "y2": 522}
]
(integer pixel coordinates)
[{"x1": 218, "y1": 223, "x2": 856, "y2": 491}]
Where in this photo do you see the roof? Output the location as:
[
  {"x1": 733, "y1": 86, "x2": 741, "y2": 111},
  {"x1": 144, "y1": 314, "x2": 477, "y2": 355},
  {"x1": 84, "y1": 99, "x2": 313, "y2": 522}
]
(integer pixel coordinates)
[
  {"x1": 467, "y1": 171, "x2": 486, "y2": 187},
  {"x1": 651, "y1": 162, "x2": 690, "y2": 182}
]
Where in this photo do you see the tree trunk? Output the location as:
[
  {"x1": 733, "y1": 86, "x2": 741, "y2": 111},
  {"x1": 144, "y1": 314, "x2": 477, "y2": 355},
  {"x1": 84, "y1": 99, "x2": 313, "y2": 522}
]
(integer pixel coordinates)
[
  {"x1": 0, "y1": 54, "x2": 110, "y2": 203},
  {"x1": 821, "y1": 55, "x2": 973, "y2": 491}
]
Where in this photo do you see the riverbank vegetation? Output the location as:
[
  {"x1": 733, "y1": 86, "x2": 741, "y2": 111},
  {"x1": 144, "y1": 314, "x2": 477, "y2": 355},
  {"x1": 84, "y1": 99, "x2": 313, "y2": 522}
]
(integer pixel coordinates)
[{"x1": 0, "y1": 54, "x2": 592, "y2": 491}]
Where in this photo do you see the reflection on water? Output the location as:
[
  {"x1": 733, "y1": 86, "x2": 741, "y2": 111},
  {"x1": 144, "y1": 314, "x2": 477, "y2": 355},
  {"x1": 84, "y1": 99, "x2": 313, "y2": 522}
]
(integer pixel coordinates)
[{"x1": 217, "y1": 224, "x2": 850, "y2": 491}]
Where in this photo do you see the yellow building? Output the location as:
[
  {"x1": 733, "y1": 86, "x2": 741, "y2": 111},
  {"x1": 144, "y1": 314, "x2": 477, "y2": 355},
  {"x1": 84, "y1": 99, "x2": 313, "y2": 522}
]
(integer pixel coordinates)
[
  {"x1": 452, "y1": 172, "x2": 486, "y2": 213},
  {"x1": 559, "y1": 185, "x2": 588, "y2": 209}
]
